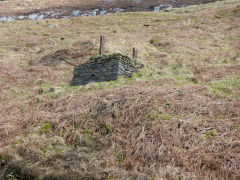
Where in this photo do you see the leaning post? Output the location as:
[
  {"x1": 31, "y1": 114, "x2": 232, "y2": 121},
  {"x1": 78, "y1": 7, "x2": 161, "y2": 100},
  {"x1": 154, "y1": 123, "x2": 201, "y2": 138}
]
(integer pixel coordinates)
[
  {"x1": 133, "y1": 47, "x2": 138, "y2": 64},
  {"x1": 99, "y1": 35, "x2": 105, "y2": 55}
]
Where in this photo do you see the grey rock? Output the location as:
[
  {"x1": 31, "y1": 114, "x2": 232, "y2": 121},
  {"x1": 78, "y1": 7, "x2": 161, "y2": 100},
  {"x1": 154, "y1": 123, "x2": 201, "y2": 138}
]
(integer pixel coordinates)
[
  {"x1": 6, "y1": 16, "x2": 15, "y2": 22},
  {"x1": 153, "y1": 6, "x2": 160, "y2": 11},
  {"x1": 73, "y1": 10, "x2": 81, "y2": 16},
  {"x1": 159, "y1": 4, "x2": 172, "y2": 8},
  {"x1": 0, "y1": 17, "x2": 7, "y2": 22},
  {"x1": 164, "y1": 6, "x2": 173, "y2": 12},
  {"x1": 99, "y1": 10, "x2": 107, "y2": 15},
  {"x1": 51, "y1": 12, "x2": 62, "y2": 17},
  {"x1": 134, "y1": 0, "x2": 142, "y2": 3},
  {"x1": 62, "y1": 16, "x2": 70, "y2": 19},
  {"x1": 114, "y1": 8, "x2": 124, "y2": 13},
  {"x1": 45, "y1": 11, "x2": 54, "y2": 15},
  {"x1": 18, "y1": 15, "x2": 25, "y2": 19},
  {"x1": 0, "y1": 16, "x2": 7, "y2": 22},
  {"x1": 91, "y1": 11, "x2": 97, "y2": 16},
  {"x1": 47, "y1": 24, "x2": 54, "y2": 29},
  {"x1": 36, "y1": 14, "x2": 44, "y2": 20},
  {"x1": 29, "y1": 14, "x2": 39, "y2": 20}
]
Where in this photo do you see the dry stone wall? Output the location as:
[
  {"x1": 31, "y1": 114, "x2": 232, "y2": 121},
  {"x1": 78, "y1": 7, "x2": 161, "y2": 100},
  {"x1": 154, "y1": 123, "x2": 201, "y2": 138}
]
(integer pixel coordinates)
[{"x1": 71, "y1": 53, "x2": 143, "y2": 86}]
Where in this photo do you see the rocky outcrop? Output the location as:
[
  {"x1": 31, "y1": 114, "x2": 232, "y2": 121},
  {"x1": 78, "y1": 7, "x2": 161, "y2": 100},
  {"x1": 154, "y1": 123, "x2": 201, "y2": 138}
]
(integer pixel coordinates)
[{"x1": 71, "y1": 53, "x2": 143, "y2": 86}]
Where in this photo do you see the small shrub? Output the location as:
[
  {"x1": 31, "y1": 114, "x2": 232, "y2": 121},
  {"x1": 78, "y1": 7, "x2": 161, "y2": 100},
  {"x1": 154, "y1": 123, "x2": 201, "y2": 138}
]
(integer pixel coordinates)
[
  {"x1": 106, "y1": 123, "x2": 112, "y2": 132},
  {"x1": 164, "y1": 100, "x2": 171, "y2": 107},
  {"x1": 27, "y1": 60, "x2": 34, "y2": 66}
]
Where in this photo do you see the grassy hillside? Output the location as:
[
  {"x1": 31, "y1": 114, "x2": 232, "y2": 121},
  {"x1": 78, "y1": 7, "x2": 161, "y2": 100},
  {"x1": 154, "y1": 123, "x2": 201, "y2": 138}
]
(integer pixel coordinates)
[{"x1": 0, "y1": 0, "x2": 239, "y2": 179}]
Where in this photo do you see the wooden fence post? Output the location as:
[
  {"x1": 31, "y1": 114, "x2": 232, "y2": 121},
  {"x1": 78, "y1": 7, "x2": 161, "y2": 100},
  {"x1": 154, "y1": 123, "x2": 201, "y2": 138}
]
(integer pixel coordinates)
[
  {"x1": 133, "y1": 47, "x2": 137, "y2": 63},
  {"x1": 99, "y1": 35, "x2": 105, "y2": 55}
]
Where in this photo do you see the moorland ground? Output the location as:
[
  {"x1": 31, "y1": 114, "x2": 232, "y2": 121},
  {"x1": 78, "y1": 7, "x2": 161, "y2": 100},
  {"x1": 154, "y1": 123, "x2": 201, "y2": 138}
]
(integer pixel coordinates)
[{"x1": 0, "y1": 0, "x2": 240, "y2": 179}]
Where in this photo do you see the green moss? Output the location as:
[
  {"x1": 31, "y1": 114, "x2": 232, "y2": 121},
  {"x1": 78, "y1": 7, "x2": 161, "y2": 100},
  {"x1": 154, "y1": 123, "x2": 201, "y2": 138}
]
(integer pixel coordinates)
[
  {"x1": 40, "y1": 123, "x2": 52, "y2": 133},
  {"x1": 128, "y1": 178, "x2": 137, "y2": 180},
  {"x1": 12, "y1": 139, "x2": 21, "y2": 147},
  {"x1": 232, "y1": 123, "x2": 240, "y2": 131},
  {"x1": 48, "y1": 92, "x2": 60, "y2": 99},
  {"x1": 164, "y1": 100, "x2": 171, "y2": 107},
  {"x1": 85, "y1": 129, "x2": 97, "y2": 140},
  {"x1": 41, "y1": 83, "x2": 53, "y2": 89},
  {"x1": 152, "y1": 113, "x2": 172, "y2": 121},
  {"x1": 178, "y1": 176, "x2": 184, "y2": 180},
  {"x1": 174, "y1": 75, "x2": 196, "y2": 86},
  {"x1": 202, "y1": 129, "x2": 217, "y2": 139},
  {"x1": 150, "y1": 39, "x2": 159, "y2": 46},
  {"x1": 88, "y1": 54, "x2": 110, "y2": 63},
  {"x1": 85, "y1": 129, "x2": 94, "y2": 135},
  {"x1": 42, "y1": 33, "x2": 50, "y2": 37},
  {"x1": 106, "y1": 123, "x2": 112, "y2": 132},
  {"x1": 149, "y1": 109, "x2": 173, "y2": 121},
  {"x1": 26, "y1": 133, "x2": 67, "y2": 158}
]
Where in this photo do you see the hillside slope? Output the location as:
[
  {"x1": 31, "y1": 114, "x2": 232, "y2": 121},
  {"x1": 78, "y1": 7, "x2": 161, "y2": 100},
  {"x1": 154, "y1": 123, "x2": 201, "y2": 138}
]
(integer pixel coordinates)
[{"x1": 0, "y1": 0, "x2": 240, "y2": 179}]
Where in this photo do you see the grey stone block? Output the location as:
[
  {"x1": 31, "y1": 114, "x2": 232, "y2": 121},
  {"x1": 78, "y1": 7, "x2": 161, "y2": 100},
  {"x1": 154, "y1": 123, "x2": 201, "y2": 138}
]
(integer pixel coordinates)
[{"x1": 71, "y1": 53, "x2": 143, "y2": 86}]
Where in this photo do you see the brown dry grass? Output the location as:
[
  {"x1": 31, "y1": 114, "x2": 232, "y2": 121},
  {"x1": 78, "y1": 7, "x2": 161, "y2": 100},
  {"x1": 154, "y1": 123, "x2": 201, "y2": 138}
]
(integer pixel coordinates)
[{"x1": 0, "y1": 0, "x2": 240, "y2": 179}]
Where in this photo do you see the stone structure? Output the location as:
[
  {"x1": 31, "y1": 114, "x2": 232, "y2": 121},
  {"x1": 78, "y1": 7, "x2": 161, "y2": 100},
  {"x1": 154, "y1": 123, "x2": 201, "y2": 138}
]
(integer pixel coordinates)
[{"x1": 71, "y1": 53, "x2": 143, "y2": 86}]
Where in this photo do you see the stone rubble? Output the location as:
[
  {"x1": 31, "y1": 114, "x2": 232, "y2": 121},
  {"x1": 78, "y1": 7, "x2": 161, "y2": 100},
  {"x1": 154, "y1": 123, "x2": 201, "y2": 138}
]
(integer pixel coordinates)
[
  {"x1": 0, "y1": 3, "x2": 181, "y2": 23},
  {"x1": 153, "y1": 4, "x2": 173, "y2": 12},
  {"x1": 0, "y1": 8, "x2": 125, "y2": 22}
]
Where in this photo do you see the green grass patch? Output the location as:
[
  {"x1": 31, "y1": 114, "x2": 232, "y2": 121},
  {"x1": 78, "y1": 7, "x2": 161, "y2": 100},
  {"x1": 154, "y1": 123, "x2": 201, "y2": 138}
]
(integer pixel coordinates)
[
  {"x1": 210, "y1": 76, "x2": 240, "y2": 97},
  {"x1": 149, "y1": 108, "x2": 173, "y2": 121},
  {"x1": 40, "y1": 123, "x2": 53, "y2": 134},
  {"x1": 202, "y1": 129, "x2": 217, "y2": 139}
]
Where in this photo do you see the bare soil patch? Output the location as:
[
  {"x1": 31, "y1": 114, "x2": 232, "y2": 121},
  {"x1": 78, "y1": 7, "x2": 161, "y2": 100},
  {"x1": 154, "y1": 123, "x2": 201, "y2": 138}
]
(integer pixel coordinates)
[{"x1": 38, "y1": 40, "x2": 96, "y2": 66}]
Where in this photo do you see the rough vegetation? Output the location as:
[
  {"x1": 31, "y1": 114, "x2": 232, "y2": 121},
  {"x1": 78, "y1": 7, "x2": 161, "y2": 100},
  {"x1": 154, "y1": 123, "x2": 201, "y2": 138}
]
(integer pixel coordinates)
[{"x1": 0, "y1": 0, "x2": 240, "y2": 179}]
